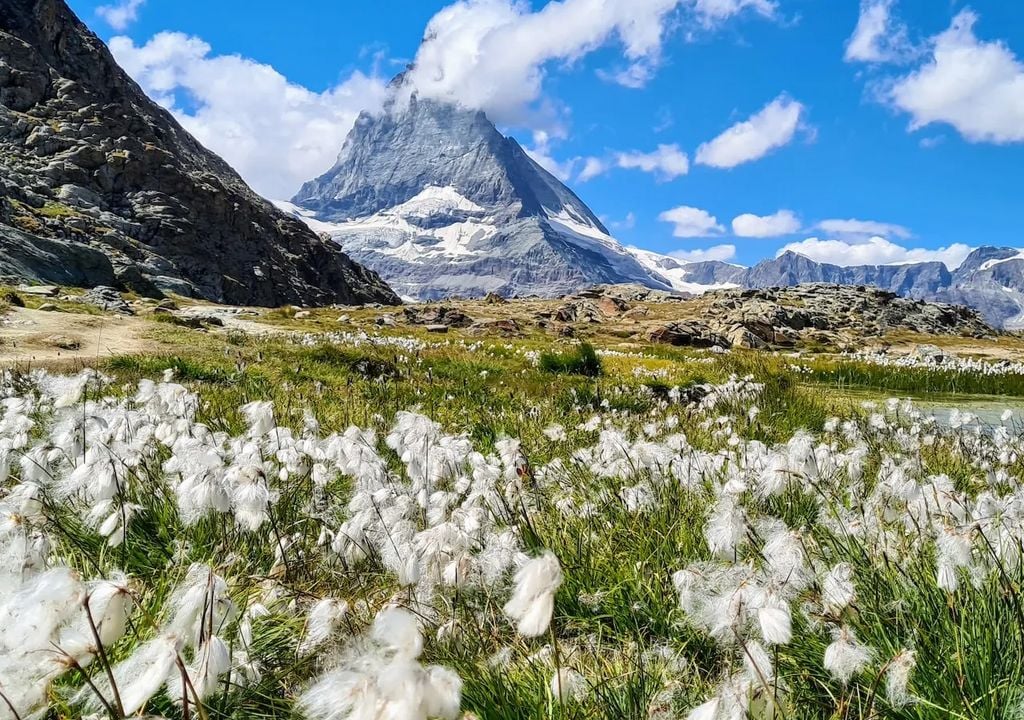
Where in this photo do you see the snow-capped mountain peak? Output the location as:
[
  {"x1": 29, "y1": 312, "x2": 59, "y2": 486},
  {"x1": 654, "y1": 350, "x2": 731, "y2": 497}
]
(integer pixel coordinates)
[{"x1": 287, "y1": 95, "x2": 681, "y2": 299}]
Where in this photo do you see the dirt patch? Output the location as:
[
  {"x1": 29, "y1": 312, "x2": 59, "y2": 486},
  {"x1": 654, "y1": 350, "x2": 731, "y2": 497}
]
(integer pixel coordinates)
[{"x1": 0, "y1": 307, "x2": 154, "y2": 364}]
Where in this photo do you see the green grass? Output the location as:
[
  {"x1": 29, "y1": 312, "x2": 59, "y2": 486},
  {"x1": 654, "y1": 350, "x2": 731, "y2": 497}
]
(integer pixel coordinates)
[
  {"x1": 540, "y1": 342, "x2": 603, "y2": 377},
  {"x1": 804, "y1": 357, "x2": 1024, "y2": 397},
  {"x1": 37, "y1": 201, "x2": 80, "y2": 219}
]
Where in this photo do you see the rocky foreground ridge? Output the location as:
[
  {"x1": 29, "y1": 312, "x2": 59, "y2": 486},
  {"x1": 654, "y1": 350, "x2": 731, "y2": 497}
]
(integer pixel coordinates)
[
  {"x1": 367, "y1": 283, "x2": 995, "y2": 351},
  {"x1": 0, "y1": 0, "x2": 399, "y2": 306},
  {"x1": 645, "y1": 284, "x2": 992, "y2": 350}
]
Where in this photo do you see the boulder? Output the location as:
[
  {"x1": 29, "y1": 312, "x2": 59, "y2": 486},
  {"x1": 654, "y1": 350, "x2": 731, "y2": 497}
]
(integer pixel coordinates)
[
  {"x1": 83, "y1": 286, "x2": 133, "y2": 315},
  {"x1": 648, "y1": 322, "x2": 729, "y2": 349},
  {"x1": 555, "y1": 300, "x2": 602, "y2": 324},
  {"x1": 16, "y1": 285, "x2": 59, "y2": 297},
  {"x1": 45, "y1": 334, "x2": 80, "y2": 350},
  {"x1": 468, "y1": 318, "x2": 522, "y2": 336},
  {"x1": 597, "y1": 296, "x2": 630, "y2": 316}
]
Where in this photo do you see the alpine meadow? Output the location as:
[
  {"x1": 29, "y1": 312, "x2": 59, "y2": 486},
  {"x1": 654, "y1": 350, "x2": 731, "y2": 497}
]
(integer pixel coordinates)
[{"x1": 5, "y1": 0, "x2": 1024, "y2": 719}]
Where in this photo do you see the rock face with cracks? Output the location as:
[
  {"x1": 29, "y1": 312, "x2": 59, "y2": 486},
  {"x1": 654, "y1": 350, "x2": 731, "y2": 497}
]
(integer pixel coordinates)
[{"x1": 0, "y1": 0, "x2": 399, "y2": 307}]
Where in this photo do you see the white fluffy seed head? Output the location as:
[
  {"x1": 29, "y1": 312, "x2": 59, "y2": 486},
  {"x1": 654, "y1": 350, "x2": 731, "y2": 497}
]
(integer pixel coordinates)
[
  {"x1": 824, "y1": 626, "x2": 872, "y2": 683},
  {"x1": 550, "y1": 668, "x2": 586, "y2": 703},
  {"x1": 503, "y1": 551, "x2": 562, "y2": 638},
  {"x1": 372, "y1": 607, "x2": 423, "y2": 660},
  {"x1": 821, "y1": 562, "x2": 856, "y2": 614}
]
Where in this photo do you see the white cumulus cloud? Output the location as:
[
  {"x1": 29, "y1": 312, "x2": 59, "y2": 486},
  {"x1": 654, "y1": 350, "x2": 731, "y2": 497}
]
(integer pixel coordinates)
[
  {"x1": 402, "y1": 0, "x2": 683, "y2": 127},
  {"x1": 659, "y1": 205, "x2": 724, "y2": 237},
  {"x1": 844, "y1": 0, "x2": 912, "y2": 63},
  {"x1": 780, "y1": 236, "x2": 973, "y2": 269},
  {"x1": 577, "y1": 156, "x2": 610, "y2": 182},
  {"x1": 887, "y1": 10, "x2": 1024, "y2": 144},
  {"x1": 96, "y1": 0, "x2": 145, "y2": 31},
  {"x1": 690, "y1": 0, "x2": 776, "y2": 27},
  {"x1": 732, "y1": 209, "x2": 800, "y2": 237},
  {"x1": 695, "y1": 95, "x2": 805, "y2": 168},
  {"x1": 669, "y1": 244, "x2": 737, "y2": 262},
  {"x1": 578, "y1": 144, "x2": 689, "y2": 182},
  {"x1": 615, "y1": 144, "x2": 690, "y2": 180},
  {"x1": 525, "y1": 130, "x2": 579, "y2": 181},
  {"x1": 401, "y1": 0, "x2": 778, "y2": 127},
  {"x1": 108, "y1": 32, "x2": 388, "y2": 200},
  {"x1": 815, "y1": 218, "x2": 911, "y2": 240}
]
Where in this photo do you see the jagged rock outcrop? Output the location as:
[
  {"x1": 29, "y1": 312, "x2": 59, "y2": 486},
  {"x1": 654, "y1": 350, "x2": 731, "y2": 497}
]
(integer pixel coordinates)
[
  {"x1": 0, "y1": 0, "x2": 399, "y2": 306},
  {"x1": 646, "y1": 284, "x2": 993, "y2": 350},
  {"x1": 722, "y1": 285, "x2": 985, "y2": 345}
]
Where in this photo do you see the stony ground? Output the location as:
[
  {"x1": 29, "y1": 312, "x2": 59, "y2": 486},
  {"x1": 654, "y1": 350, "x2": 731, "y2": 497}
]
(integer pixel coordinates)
[{"x1": 1, "y1": 282, "x2": 1021, "y2": 367}]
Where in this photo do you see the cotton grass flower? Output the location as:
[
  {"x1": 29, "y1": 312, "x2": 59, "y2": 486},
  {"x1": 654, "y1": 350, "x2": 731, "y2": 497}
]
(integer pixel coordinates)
[
  {"x1": 821, "y1": 563, "x2": 856, "y2": 614},
  {"x1": 885, "y1": 649, "x2": 916, "y2": 707},
  {"x1": 298, "y1": 607, "x2": 461, "y2": 720},
  {"x1": 299, "y1": 598, "x2": 350, "y2": 655},
  {"x1": 550, "y1": 668, "x2": 587, "y2": 703},
  {"x1": 504, "y1": 551, "x2": 562, "y2": 637},
  {"x1": 824, "y1": 626, "x2": 871, "y2": 683}
]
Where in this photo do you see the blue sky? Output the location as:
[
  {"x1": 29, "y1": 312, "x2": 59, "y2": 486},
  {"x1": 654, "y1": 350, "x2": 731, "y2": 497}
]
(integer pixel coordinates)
[{"x1": 67, "y1": 0, "x2": 1024, "y2": 268}]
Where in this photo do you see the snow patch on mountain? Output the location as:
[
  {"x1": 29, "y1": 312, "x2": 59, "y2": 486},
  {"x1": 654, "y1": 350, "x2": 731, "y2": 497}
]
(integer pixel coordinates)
[
  {"x1": 626, "y1": 246, "x2": 742, "y2": 295},
  {"x1": 980, "y1": 251, "x2": 1024, "y2": 272}
]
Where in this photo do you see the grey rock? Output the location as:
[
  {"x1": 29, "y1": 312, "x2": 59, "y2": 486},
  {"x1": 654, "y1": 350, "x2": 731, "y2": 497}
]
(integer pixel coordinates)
[
  {"x1": 700, "y1": 284, "x2": 992, "y2": 346},
  {"x1": 16, "y1": 284, "x2": 59, "y2": 297},
  {"x1": 0, "y1": 0, "x2": 399, "y2": 307},
  {"x1": 45, "y1": 334, "x2": 80, "y2": 350},
  {"x1": 649, "y1": 322, "x2": 730, "y2": 349},
  {"x1": 83, "y1": 286, "x2": 133, "y2": 315}
]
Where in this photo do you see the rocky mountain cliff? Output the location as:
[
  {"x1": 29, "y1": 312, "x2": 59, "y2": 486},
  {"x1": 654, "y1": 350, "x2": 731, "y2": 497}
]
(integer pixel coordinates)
[
  {"x1": 0, "y1": 0, "x2": 399, "y2": 306},
  {"x1": 289, "y1": 93, "x2": 675, "y2": 300}
]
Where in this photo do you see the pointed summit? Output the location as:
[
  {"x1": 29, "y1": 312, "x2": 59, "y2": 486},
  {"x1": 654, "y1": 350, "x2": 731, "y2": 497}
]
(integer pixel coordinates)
[{"x1": 290, "y1": 96, "x2": 674, "y2": 300}]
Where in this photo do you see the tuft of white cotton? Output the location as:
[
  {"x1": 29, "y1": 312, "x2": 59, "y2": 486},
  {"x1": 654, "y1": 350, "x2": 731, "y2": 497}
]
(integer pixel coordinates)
[
  {"x1": 503, "y1": 551, "x2": 562, "y2": 637},
  {"x1": 240, "y1": 401, "x2": 276, "y2": 436},
  {"x1": 824, "y1": 626, "x2": 871, "y2": 683},
  {"x1": 174, "y1": 635, "x2": 231, "y2": 702},
  {"x1": 821, "y1": 563, "x2": 856, "y2": 614},
  {"x1": 550, "y1": 668, "x2": 587, "y2": 703},
  {"x1": 705, "y1": 495, "x2": 746, "y2": 559},
  {"x1": 299, "y1": 598, "x2": 350, "y2": 655},
  {"x1": 298, "y1": 605, "x2": 461, "y2": 720},
  {"x1": 84, "y1": 575, "x2": 133, "y2": 647},
  {"x1": 687, "y1": 698, "x2": 720, "y2": 720},
  {"x1": 372, "y1": 606, "x2": 424, "y2": 660},
  {"x1": 936, "y1": 527, "x2": 972, "y2": 592},
  {"x1": 164, "y1": 564, "x2": 235, "y2": 650},
  {"x1": 756, "y1": 596, "x2": 792, "y2": 646},
  {"x1": 885, "y1": 649, "x2": 916, "y2": 707},
  {"x1": 87, "y1": 633, "x2": 183, "y2": 715},
  {"x1": 423, "y1": 665, "x2": 463, "y2": 719},
  {"x1": 742, "y1": 639, "x2": 775, "y2": 686}
]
